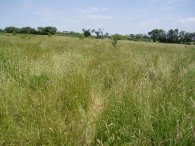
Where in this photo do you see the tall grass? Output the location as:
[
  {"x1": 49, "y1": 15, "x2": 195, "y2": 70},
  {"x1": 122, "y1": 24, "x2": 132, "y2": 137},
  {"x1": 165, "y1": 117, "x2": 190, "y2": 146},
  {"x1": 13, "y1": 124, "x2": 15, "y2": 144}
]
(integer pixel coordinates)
[{"x1": 0, "y1": 34, "x2": 195, "y2": 145}]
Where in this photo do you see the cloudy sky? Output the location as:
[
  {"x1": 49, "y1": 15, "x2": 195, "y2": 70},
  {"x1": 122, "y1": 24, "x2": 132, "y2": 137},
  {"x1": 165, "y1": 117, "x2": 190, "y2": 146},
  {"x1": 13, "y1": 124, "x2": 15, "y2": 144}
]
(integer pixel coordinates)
[{"x1": 0, "y1": 0, "x2": 195, "y2": 34}]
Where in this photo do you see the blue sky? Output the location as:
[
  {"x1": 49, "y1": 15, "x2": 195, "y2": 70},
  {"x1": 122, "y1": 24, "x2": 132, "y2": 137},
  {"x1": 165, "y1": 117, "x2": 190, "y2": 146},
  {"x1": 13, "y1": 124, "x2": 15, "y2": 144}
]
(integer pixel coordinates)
[{"x1": 0, "y1": 0, "x2": 195, "y2": 34}]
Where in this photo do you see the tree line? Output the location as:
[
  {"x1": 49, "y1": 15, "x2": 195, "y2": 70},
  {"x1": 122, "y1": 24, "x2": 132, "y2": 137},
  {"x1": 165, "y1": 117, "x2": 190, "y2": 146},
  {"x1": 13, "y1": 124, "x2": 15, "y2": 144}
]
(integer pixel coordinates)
[
  {"x1": 81, "y1": 28, "x2": 195, "y2": 44},
  {"x1": 1, "y1": 26, "x2": 57, "y2": 35},
  {"x1": 1, "y1": 26, "x2": 195, "y2": 44},
  {"x1": 148, "y1": 29, "x2": 195, "y2": 44}
]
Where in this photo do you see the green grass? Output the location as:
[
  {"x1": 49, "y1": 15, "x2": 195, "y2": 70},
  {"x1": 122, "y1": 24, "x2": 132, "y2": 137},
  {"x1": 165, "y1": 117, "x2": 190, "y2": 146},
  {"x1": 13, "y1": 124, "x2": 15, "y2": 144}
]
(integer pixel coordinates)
[{"x1": 0, "y1": 34, "x2": 195, "y2": 145}]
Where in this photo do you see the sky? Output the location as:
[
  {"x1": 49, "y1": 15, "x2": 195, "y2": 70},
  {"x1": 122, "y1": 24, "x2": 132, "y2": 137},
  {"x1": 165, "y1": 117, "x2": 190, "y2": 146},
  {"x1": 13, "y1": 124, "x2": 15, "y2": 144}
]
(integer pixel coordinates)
[{"x1": 0, "y1": 0, "x2": 195, "y2": 34}]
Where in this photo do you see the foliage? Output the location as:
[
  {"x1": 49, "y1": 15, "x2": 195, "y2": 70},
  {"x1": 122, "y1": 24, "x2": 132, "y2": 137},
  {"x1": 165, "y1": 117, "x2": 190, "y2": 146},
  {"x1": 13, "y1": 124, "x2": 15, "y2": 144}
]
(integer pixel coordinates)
[
  {"x1": 3, "y1": 26, "x2": 57, "y2": 35},
  {"x1": 37, "y1": 26, "x2": 57, "y2": 35},
  {"x1": 91, "y1": 28, "x2": 105, "y2": 39},
  {"x1": 148, "y1": 28, "x2": 195, "y2": 44},
  {"x1": 129, "y1": 34, "x2": 151, "y2": 42},
  {"x1": 19, "y1": 27, "x2": 37, "y2": 34},
  {"x1": 148, "y1": 29, "x2": 166, "y2": 42},
  {"x1": 1, "y1": 26, "x2": 195, "y2": 44},
  {"x1": 4, "y1": 26, "x2": 19, "y2": 33},
  {"x1": 82, "y1": 28, "x2": 91, "y2": 37}
]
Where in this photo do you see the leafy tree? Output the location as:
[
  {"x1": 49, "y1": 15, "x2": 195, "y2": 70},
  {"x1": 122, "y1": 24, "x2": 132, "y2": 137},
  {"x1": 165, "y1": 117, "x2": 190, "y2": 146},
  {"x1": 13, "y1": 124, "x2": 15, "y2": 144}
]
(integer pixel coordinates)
[
  {"x1": 57, "y1": 31, "x2": 83, "y2": 38},
  {"x1": 37, "y1": 26, "x2": 57, "y2": 35},
  {"x1": 19, "y1": 27, "x2": 37, "y2": 34},
  {"x1": 37, "y1": 27, "x2": 45, "y2": 34},
  {"x1": 158, "y1": 29, "x2": 167, "y2": 43},
  {"x1": 129, "y1": 34, "x2": 150, "y2": 42},
  {"x1": 91, "y1": 28, "x2": 104, "y2": 39},
  {"x1": 4, "y1": 26, "x2": 19, "y2": 33},
  {"x1": 104, "y1": 32, "x2": 109, "y2": 38},
  {"x1": 183, "y1": 32, "x2": 191, "y2": 43},
  {"x1": 148, "y1": 29, "x2": 165, "y2": 42},
  {"x1": 44, "y1": 26, "x2": 57, "y2": 35},
  {"x1": 178, "y1": 31, "x2": 186, "y2": 43},
  {"x1": 98, "y1": 28, "x2": 104, "y2": 38},
  {"x1": 167, "y1": 29, "x2": 179, "y2": 43},
  {"x1": 82, "y1": 29, "x2": 91, "y2": 37}
]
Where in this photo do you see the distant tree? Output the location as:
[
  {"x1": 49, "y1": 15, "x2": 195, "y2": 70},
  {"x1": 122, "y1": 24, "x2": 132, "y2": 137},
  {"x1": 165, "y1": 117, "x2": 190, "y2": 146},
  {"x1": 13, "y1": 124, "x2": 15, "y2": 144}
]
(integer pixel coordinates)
[
  {"x1": 104, "y1": 32, "x2": 109, "y2": 38},
  {"x1": 179, "y1": 31, "x2": 192, "y2": 44},
  {"x1": 167, "y1": 29, "x2": 179, "y2": 43},
  {"x1": 95, "y1": 31, "x2": 100, "y2": 38},
  {"x1": 0, "y1": 28, "x2": 3, "y2": 32},
  {"x1": 98, "y1": 28, "x2": 104, "y2": 38},
  {"x1": 19, "y1": 27, "x2": 37, "y2": 34},
  {"x1": 190, "y1": 33, "x2": 195, "y2": 41},
  {"x1": 148, "y1": 28, "x2": 195, "y2": 44},
  {"x1": 148, "y1": 29, "x2": 161, "y2": 42},
  {"x1": 58, "y1": 31, "x2": 84, "y2": 38},
  {"x1": 82, "y1": 29, "x2": 91, "y2": 37},
  {"x1": 91, "y1": 28, "x2": 104, "y2": 39},
  {"x1": 44, "y1": 26, "x2": 57, "y2": 35},
  {"x1": 183, "y1": 32, "x2": 191, "y2": 43},
  {"x1": 37, "y1": 27, "x2": 45, "y2": 34},
  {"x1": 91, "y1": 29, "x2": 96, "y2": 33},
  {"x1": 4, "y1": 26, "x2": 19, "y2": 33},
  {"x1": 37, "y1": 26, "x2": 57, "y2": 35},
  {"x1": 158, "y1": 29, "x2": 167, "y2": 43},
  {"x1": 112, "y1": 34, "x2": 128, "y2": 40},
  {"x1": 178, "y1": 31, "x2": 186, "y2": 43},
  {"x1": 91, "y1": 29, "x2": 100, "y2": 38},
  {"x1": 148, "y1": 29, "x2": 167, "y2": 42}
]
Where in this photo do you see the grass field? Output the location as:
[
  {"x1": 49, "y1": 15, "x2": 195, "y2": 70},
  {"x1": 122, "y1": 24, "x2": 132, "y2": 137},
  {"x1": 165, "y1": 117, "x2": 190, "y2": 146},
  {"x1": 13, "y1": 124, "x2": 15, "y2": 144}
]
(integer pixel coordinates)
[{"x1": 0, "y1": 34, "x2": 195, "y2": 145}]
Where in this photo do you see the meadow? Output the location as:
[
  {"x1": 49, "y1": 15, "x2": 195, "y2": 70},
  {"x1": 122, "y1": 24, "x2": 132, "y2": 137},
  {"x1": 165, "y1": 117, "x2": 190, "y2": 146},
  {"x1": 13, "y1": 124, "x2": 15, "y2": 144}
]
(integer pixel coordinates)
[{"x1": 0, "y1": 34, "x2": 195, "y2": 145}]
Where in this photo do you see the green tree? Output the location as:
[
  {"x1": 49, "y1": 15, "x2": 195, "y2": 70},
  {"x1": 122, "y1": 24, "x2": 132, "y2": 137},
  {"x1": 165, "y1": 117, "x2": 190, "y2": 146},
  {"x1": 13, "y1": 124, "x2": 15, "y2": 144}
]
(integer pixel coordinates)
[
  {"x1": 91, "y1": 28, "x2": 104, "y2": 39},
  {"x1": 44, "y1": 26, "x2": 57, "y2": 35},
  {"x1": 82, "y1": 29, "x2": 91, "y2": 37},
  {"x1": 167, "y1": 29, "x2": 179, "y2": 43},
  {"x1": 4, "y1": 26, "x2": 19, "y2": 33},
  {"x1": 178, "y1": 31, "x2": 186, "y2": 43},
  {"x1": 158, "y1": 29, "x2": 167, "y2": 42},
  {"x1": 19, "y1": 27, "x2": 37, "y2": 34},
  {"x1": 37, "y1": 27, "x2": 45, "y2": 34},
  {"x1": 37, "y1": 26, "x2": 57, "y2": 35},
  {"x1": 148, "y1": 29, "x2": 162, "y2": 42}
]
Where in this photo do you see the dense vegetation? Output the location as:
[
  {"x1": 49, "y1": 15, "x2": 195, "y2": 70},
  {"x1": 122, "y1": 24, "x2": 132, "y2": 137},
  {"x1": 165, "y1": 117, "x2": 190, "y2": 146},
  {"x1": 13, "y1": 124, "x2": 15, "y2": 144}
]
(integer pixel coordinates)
[
  {"x1": 0, "y1": 34, "x2": 195, "y2": 145},
  {"x1": 3, "y1": 26, "x2": 57, "y2": 35},
  {"x1": 1, "y1": 26, "x2": 195, "y2": 44},
  {"x1": 148, "y1": 29, "x2": 195, "y2": 44}
]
